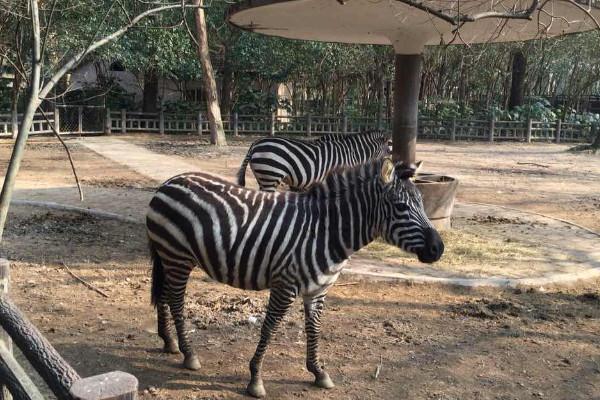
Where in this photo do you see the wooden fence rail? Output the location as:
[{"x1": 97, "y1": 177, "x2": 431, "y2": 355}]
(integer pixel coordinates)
[
  {"x1": 1, "y1": 108, "x2": 595, "y2": 143},
  {"x1": 0, "y1": 259, "x2": 138, "y2": 400},
  {"x1": 104, "y1": 110, "x2": 594, "y2": 143}
]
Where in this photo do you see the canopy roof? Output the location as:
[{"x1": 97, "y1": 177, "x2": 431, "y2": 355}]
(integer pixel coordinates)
[{"x1": 227, "y1": 0, "x2": 600, "y2": 53}]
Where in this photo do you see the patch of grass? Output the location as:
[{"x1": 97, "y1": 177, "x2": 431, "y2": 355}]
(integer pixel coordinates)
[{"x1": 362, "y1": 229, "x2": 544, "y2": 268}]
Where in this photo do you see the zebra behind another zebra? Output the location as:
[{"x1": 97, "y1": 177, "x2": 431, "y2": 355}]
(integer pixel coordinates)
[
  {"x1": 237, "y1": 130, "x2": 391, "y2": 191},
  {"x1": 146, "y1": 158, "x2": 444, "y2": 398}
]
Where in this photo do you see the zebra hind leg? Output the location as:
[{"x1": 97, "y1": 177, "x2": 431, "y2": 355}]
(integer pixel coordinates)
[
  {"x1": 166, "y1": 269, "x2": 201, "y2": 370},
  {"x1": 303, "y1": 293, "x2": 334, "y2": 389},
  {"x1": 247, "y1": 287, "x2": 296, "y2": 398},
  {"x1": 157, "y1": 300, "x2": 179, "y2": 354}
]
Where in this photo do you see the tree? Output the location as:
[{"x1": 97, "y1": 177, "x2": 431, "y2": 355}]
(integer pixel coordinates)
[
  {"x1": 192, "y1": 0, "x2": 226, "y2": 146},
  {"x1": 0, "y1": 0, "x2": 204, "y2": 241}
]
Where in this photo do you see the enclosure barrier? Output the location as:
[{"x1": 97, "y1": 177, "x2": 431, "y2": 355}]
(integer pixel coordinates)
[
  {"x1": 1, "y1": 107, "x2": 595, "y2": 143},
  {"x1": 102, "y1": 109, "x2": 594, "y2": 143},
  {"x1": 0, "y1": 259, "x2": 138, "y2": 400}
]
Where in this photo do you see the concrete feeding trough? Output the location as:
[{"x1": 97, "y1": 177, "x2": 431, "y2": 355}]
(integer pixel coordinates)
[{"x1": 227, "y1": 0, "x2": 600, "y2": 228}]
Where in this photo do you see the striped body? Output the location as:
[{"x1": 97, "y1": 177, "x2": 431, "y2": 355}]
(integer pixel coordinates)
[
  {"x1": 237, "y1": 130, "x2": 391, "y2": 191},
  {"x1": 147, "y1": 159, "x2": 443, "y2": 397}
]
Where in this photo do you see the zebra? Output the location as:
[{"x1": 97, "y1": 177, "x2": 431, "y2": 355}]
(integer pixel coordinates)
[
  {"x1": 236, "y1": 130, "x2": 392, "y2": 191},
  {"x1": 147, "y1": 158, "x2": 443, "y2": 398}
]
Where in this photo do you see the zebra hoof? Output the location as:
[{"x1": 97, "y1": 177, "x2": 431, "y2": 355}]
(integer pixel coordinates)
[
  {"x1": 163, "y1": 340, "x2": 179, "y2": 354},
  {"x1": 246, "y1": 379, "x2": 266, "y2": 398},
  {"x1": 183, "y1": 355, "x2": 201, "y2": 370},
  {"x1": 314, "y1": 371, "x2": 335, "y2": 389}
]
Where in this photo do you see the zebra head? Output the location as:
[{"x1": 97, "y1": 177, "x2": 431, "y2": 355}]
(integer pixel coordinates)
[{"x1": 379, "y1": 159, "x2": 444, "y2": 263}]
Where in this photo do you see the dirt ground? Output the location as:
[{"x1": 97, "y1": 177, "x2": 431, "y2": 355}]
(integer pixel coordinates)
[{"x1": 1, "y1": 136, "x2": 600, "y2": 399}]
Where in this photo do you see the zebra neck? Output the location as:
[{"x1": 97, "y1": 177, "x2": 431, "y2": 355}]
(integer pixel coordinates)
[{"x1": 324, "y1": 182, "x2": 381, "y2": 259}]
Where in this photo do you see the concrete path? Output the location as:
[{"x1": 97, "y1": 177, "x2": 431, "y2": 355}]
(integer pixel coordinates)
[
  {"x1": 78, "y1": 137, "x2": 198, "y2": 182},
  {"x1": 77, "y1": 136, "x2": 600, "y2": 288}
]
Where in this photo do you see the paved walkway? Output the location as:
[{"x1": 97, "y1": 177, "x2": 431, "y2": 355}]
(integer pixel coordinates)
[
  {"x1": 79, "y1": 137, "x2": 198, "y2": 182},
  {"x1": 76, "y1": 137, "x2": 600, "y2": 288}
]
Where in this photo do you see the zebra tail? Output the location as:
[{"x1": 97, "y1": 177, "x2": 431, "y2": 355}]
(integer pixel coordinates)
[
  {"x1": 237, "y1": 148, "x2": 252, "y2": 187},
  {"x1": 150, "y1": 243, "x2": 164, "y2": 307}
]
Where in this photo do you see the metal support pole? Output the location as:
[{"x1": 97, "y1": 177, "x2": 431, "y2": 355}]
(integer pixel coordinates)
[
  {"x1": 159, "y1": 109, "x2": 165, "y2": 135},
  {"x1": 197, "y1": 111, "x2": 203, "y2": 136},
  {"x1": 270, "y1": 112, "x2": 276, "y2": 136},
  {"x1": 306, "y1": 114, "x2": 312, "y2": 137},
  {"x1": 526, "y1": 118, "x2": 532, "y2": 143},
  {"x1": 10, "y1": 110, "x2": 17, "y2": 140},
  {"x1": 54, "y1": 107, "x2": 60, "y2": 135},
  {"x1": 393, "y1": 54, "x2": 422, "y2": 164},
  {"x1": 120, "y1": 109, "x2": 126, "y2": 134},
  {"x1": 555, "y1": 119, "x2": 562, "y2": 143},
  {"x1": 233, "y1": 112, "x2": 239, "y2": 137},
  {"x1": 77, "y1": 106, "x2": 83, "y2": 134},
  {"x1": 488, "y1": 118, "x2": 495, "y2": 142},
  {"x1": 342, "y1": 114, "x2": 348, "y2": 134},
  {"x1": 104, "y1": 108, "x2": 111, "y2": 135},
  {"x1": 451, "y1": 117, "x2": 457, "y2": 142}
]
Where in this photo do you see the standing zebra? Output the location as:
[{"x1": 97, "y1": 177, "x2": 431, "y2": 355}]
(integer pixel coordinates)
[
  {"x1": 237, "y1": 130, "x2": 391, "y2": 191},
  {"x1": 147, "y1": 158, "x2": 443, "y2": 398}
]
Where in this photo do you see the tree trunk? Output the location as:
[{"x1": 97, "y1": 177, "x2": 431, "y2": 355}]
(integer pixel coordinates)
[
  {"x1": 0, "y1": 0, "x2": 42, "y2": 242},
  {"x1": 192, "y1": 0, "x2": 226, "y2": 146},
  {"x1": 142, "y1": 70, "x2": 159, "y2": 113},
  {"x1": 509, "y1": 50, "x2": 527, "y2": 110}
]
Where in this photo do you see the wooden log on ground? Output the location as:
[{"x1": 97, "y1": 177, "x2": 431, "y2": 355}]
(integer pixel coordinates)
[
  {"x1": 0, "y1": 296, "x2": 80, "y2": 399},
  {"x1": 0, "y1": 259, "x2": 11, "y2": 400},
  {"x1": 0, "y1": 344, "x2": 44, "y2": 400},
  {"x1": 70, "y1": 371, "x2": 138, "y2": 400}
]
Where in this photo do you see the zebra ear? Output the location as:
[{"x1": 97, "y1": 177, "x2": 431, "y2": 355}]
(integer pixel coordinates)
[
  {"x1": 380, "y1": 158, "x2": 395, "y2": 184},
  {"x1": 414, "y1": 160, "x2": 423, "y2": 175}
]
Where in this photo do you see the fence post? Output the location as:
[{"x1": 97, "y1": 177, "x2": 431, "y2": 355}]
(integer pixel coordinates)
[
  {"x1": 270, "y1": 112, "x2": 276, "y2": 136},
  {"x1": 120, "y1": 109, "x2": 126, "y2": 134},
  {"x1": 10, "y1": 110, "x2": 17, "y2": 139},
  {"x1": 451, "y1": 117, "x2": 457, "y2": 142},
  {"x1": 196, "y1": 111, "x2": 202, "y2": 136},
  {"x1": 233, "y1": 113, "x2": 239, "y2": 137},
  {"x1": 104, "y1": 108, "x2": 111, "y2": 135},
  {"x1": 555, "y1": 119, "x2": 562, "y2": 143},
  {"x1": 0, "y1": 259, "x2": 11, "y2": 400},
  {"x1": 159, "y1": 109, "x2": 165, "y2": 135},
  {"x1": 77, "y1": 106, "x2": 83, "y2": 134},
  {"x1": 342, "y1": 114, "x2": 348, "y2": 134},
  {"x1": 488, "y1": 117, "x2": 495, "y2": 142},
  {"x1": 306, "y1": 114, "x2": 312, "y2": 137},
  {"x1": 526, "y1": 118, "x2": 532, "y2": 143},
  {"x1": 53, "y1": 107, "x2": 60, "y2": 135}
]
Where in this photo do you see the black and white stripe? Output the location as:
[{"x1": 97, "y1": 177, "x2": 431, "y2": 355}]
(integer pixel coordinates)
[
  {"x1": 237, "y1": 130, "x2": 391, "y2": 191},
  {"x1": 147, "y1": 158, "x2": 443, "y2": 398}
]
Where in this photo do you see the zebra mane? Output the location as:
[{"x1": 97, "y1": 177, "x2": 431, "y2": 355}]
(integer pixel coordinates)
[
  {"x1": 316, "y1": 129, "x2": 388, "y2": 143},
  {"x1": 305, "y1": 158, "x2": 384, "y2": 199}
]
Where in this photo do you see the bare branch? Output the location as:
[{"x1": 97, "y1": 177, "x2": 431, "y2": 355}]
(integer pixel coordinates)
[
  {"x1": 40, "y1": 0, "x2": 58, "y2": 62},
  {"x1": 38, "y1": 108, "x2": 84, "y2": 202}
]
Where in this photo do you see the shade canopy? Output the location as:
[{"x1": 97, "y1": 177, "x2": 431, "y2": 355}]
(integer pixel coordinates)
[{"x1": 228, "y1": 0, "x2": 600, "y2": 54}]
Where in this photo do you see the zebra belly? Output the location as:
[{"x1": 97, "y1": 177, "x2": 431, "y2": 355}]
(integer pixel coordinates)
[{"x1": 300, "y1": 260, "x2": 347, "y2": 296}]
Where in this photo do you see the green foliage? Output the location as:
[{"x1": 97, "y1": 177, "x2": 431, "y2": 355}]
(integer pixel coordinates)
[{"x1": 162, "y1": 100, "x2": 199, "y2": 114}]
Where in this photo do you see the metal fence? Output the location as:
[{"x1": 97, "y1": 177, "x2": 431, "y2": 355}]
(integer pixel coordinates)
[{"x1": 1, "y1": 107, "x2": 595, "y2": 143}]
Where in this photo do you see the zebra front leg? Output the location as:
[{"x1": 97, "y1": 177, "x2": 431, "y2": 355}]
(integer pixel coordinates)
[
  {"x1": 166, "y1": 271, "x2": 201, "y2": 370},
  {"x1": 247, "y1": 287, "x2": 296, "y2": 398},
  {"x1": 157, "y1": 301, "x2": 179, "y2": 354},
  {"x1": 304, "y1": 293, "x2": 334, "y2": 389}
]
